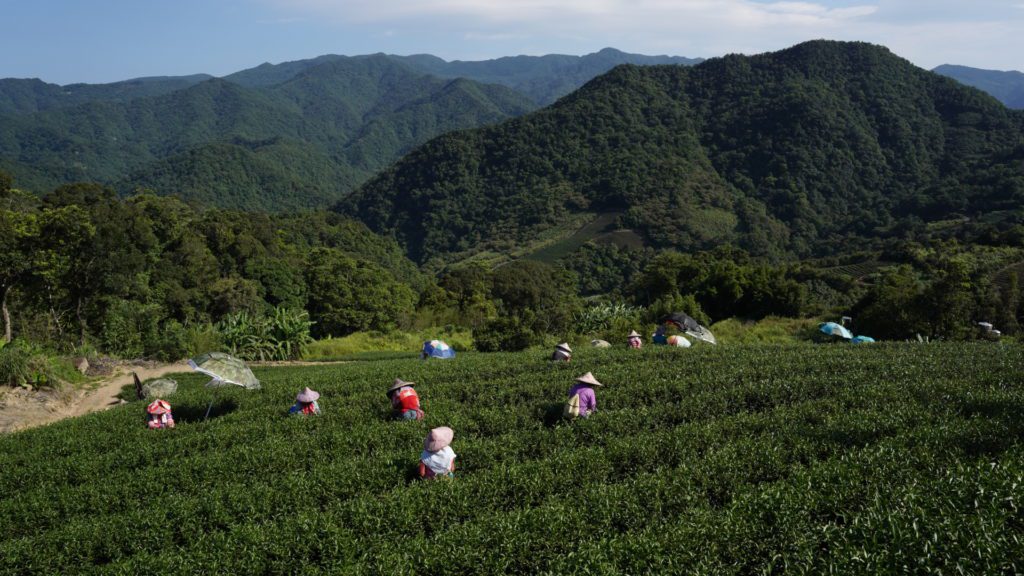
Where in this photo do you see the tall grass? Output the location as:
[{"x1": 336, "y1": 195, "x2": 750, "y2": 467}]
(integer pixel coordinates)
[
  {"x1": 305, "y1": 328, "x2": 473, "y2": 360},
  {"x1": 709, "y1": 316, "x2": 820, "y2": 344},
  {"x1": 217, "y1": 308, "x2": 314, "y2": 361},
  {"x1": 0, "y1": 340, "x2": 86, "y2": 388}
]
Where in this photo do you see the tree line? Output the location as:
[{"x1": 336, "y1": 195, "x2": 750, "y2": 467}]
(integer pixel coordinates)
[
  {"x1": 0, "y1": 175, "x2": 420, "y2": 358},
  {"x1": 3, "y1": 171, "x2": 1021, "y2": 363}
]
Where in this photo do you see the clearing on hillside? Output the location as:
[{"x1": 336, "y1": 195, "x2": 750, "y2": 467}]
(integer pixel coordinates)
[{"x1": 1, "y1": 344, "x2": 1022, "y2": 573}]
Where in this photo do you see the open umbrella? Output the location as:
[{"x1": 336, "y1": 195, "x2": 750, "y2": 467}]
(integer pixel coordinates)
[
  {"x1": 851, "y1": 336, "x2": 876, "y2": 344},
  {"x1": 189, "y1": 352, "x2": 260, "y2": 419},
  {"x1": 659, "y1": 312, "x2": 701, "y2": 333},
  {"x1": 189, "y1": 352, "x2": 260, "y2": 389},
  {"x1": 422, "y1": 340, "x2": 455, "y2": 359},
  {"x1": 659, "y1": 312, "x2": 717, "y2": 345},
  {"x1": 819, "y1": 322, "x2": 853, "y2": 340}
]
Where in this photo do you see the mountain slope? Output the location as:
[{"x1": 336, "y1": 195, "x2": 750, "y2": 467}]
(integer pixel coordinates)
[
  {"x1": 934, "y1": 64, "x2": 1024, "y2": 109},
  {"x1": 0, "y1": 57, "x2": 535, "y2": 210},
  {"x1": 336, "y1": 41, "x2": 1024, "y2": 264}
]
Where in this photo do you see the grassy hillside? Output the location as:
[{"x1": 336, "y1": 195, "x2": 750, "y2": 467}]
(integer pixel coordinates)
[{"x1": 1, "y1": 344, "x2": 1022, "y2": 573}]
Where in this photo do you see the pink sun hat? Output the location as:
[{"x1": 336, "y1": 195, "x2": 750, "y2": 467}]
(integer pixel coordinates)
[{"x1": 424, "y1": 426, "x2": 454, "y2": 451}]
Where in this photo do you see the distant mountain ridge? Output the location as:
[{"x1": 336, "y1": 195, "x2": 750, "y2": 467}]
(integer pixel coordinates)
[
  {"x1": 933, "y1": 64, "x2": 1024, "y2": 109},
  {"x1": 0, "y1": 74, "x2": 214, "y2": 115},
  {"x1": 0, "y1": 48, "x2": 701, "y2": 209},
  {"x1": 337, "y1": 41, "x2": 1024, "y2": 264},
  {"x1": 0, "y1": 56, "x2": 534, "y2": 210},
  {"x1": 393, "y1": 47, "x2": 702, "y2": 104}
]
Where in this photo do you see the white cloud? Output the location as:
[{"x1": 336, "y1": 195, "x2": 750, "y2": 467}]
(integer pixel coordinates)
[
  {"x1": 269, "y1": 0, "x2": 878, "y2": 26},
  {"x1": 259, "y1": 0, "x2": 1024, "y2": 70}
]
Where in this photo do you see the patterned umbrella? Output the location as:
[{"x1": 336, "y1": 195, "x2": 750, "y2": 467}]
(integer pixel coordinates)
[
  {"x1": 189, "y1": 352, "x2": 260, "y2": 389},
  {"x1": 189, "y1": 352, "x2": 259, "y2": 420}
]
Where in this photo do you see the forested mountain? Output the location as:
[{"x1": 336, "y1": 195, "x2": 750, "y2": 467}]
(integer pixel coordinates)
[
  {"x1": 0, "y1": 74, "x2": 214, "y2": 116},
  {"x1": 934, "y1": 64, "x2": 1024, "y2": 109},
  {"x1": 0, "y1": 56, "x2": 534, "y2": 210},
  {"x1": 337, "y1": 41, "x2": 1024, "y2": 264}
]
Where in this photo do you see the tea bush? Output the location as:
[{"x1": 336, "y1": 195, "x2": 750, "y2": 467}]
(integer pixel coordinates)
[{"x1": 0, "y1": 343, "x2": 1022, "y2": 573}]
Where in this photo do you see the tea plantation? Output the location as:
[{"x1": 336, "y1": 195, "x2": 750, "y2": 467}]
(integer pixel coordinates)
[{"x1": 1, "y1": 344, "x2": 1022, "y2": 574}]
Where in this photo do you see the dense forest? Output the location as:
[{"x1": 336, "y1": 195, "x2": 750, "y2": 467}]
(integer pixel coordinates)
[
  {"x1": 339, "y1": 40, "x2": 1024, "y2": 265},
  {"x1": 3, "y1": 170, "x2": 1023, "y2": 367},
  {"x1": 0, "y1": 177, "x2": 425, "y2": 359}
]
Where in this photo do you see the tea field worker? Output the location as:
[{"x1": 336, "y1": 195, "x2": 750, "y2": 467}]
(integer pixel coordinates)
[
  {"x1": 388, "y1": 378, "x2": 424, "y2": 421},
  {"x1": 627, "y1": 330, "x2": 643, "y2": 349},
  {"x1": 652, "y1": 325, "x2": 669, "y2": 345},
  {"x1": 551, "y1": 342, "x2": 572, "y2": 362},
  {"x1": 565, "y1": 372, "x2": 602, "y2": 419},
  {"x1": 146, "y1": 399, "x2": 175, "y2": 429},
  {"x1": 419, "y1": 426, "x2": 456, "y2": 479},
  {"x1": 289, "y1": 387, "x2": 322, "y2": 416}
]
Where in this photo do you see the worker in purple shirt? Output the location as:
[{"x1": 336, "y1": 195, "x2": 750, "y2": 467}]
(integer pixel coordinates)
[{"x1": 567, "y1": 372, "x2": 602, "y2": 418}]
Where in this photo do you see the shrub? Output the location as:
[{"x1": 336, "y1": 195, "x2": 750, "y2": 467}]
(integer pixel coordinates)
[
  {"x1": 0, "y1": 344, "x2": 31, "y2": 387},
  {"x1": 473, "y1": 316, "x2": 539, "y2": 352},
  {"x1": 100, "y1": 299, "x2": 163, "y2": 358},
  {"x1": 0, "y1": 340, "x2": 72, "y2": 388},
  {"x1": 573, "y1": 303, "x2": 643, "y2": 334}
]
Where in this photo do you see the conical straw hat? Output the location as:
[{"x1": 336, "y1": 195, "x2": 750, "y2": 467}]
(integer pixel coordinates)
[
  {"x1": 296, "y1": 387, "x2": 320, "y2": 402},
  {"x1": 388, "y1": 378, "x2": 415, "y2": 394}
]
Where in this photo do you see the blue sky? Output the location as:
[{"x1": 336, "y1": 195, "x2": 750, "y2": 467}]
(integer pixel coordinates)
[{"x1": 3, "y1": 0, "x2": 1024, "y2": 84}]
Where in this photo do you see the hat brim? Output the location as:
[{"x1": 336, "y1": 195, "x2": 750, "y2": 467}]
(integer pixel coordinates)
[{"x1": 576, "y1": 373, "x2": 603, "y2": 387}]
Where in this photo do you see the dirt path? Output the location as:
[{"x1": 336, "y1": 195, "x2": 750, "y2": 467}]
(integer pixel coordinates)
[
  {"x1": 0, "y1": 363, "x2": 191, "y2": 434},
  {"x1": 0, "y1": 360, "x2": 352, "y2": 434}
]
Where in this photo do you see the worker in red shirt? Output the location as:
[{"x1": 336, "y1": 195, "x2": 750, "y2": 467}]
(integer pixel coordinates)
[{"x1": 388, "y1": 378, "x2": 424, "y2": 420}]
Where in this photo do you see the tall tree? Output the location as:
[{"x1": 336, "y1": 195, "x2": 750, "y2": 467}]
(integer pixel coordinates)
[{"x1": 0, "y1": 190, "x2": 39, "y2": 342}]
